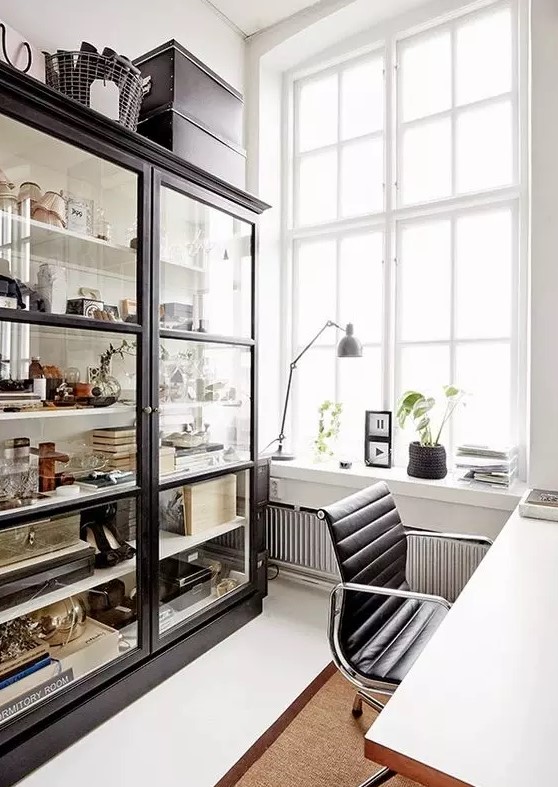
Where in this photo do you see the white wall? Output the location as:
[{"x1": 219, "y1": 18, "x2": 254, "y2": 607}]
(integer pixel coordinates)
[
  {"x1": 528, "y1": 0, "x2": 558, "y2": 489},
  {"x1": 0, "y1": 0, "x2": 245, "y2": 92}
]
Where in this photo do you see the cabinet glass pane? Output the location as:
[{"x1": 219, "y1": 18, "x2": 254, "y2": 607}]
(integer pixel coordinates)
[
  {"x1": 158, "y1": 339, "x2": 251, "y2": 482},
  {"x1": 0, "y1": 495, "x2": 139, "y2": 726},
  {"x1": 158, "y1": 469, "x2": 249, "y2": 636},
  {"x1": 160, "y1": 187, "x2": 252, "y2": 339},
  {"x1": 0, "y1": 114, "x2": 138, "y2": 322},
  {"x1": 0, "y1": 323, "x2": 137, "y2": 519}
]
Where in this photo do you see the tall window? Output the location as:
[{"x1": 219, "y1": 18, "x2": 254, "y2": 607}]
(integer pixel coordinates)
[{"x1": 288, "y1": 1, "x2": 522, "y2": 462}]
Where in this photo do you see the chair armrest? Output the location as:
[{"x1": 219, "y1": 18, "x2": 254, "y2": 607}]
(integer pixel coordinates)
[
  {"x1": 335, "y1": 581, "x2": 451, "y2": 611},
  {"x1": 405, "y1": 529, "x2": 493, "y2": 547}
]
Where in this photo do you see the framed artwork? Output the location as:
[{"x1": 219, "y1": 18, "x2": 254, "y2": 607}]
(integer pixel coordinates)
[{"x1": 365, "y1": 410, "x2": 392, "y2": 468}]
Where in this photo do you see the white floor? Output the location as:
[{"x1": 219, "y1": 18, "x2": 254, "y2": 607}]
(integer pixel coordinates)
[{"x1": 19, "y1": 577, "x2": 331, "y2": 787}]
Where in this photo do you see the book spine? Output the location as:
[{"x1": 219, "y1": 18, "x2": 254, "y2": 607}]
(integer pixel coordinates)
[{"x1": 0, "y1": 657, "x2": 52, "y2": 691}]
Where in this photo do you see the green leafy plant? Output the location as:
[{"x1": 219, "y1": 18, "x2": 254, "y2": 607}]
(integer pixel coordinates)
[
  {"x1": 99, "y1": 340, "x2": 136, "y2": 376},
  {"x1": 396, "y1": 386, "x2": 464, "y2": 447},
  {"x1": 314, "y1": 400, "x2": 343, "y2": 458}
]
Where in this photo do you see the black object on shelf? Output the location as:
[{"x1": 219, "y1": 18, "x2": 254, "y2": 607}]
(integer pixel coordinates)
[
  {"x1": 134, "y1": 40, "x2": 246, "y2": 187},
  {"x1": 0, "y1": 24, "x2": 32, "y2": 74},
  {"x1": 159, "y1": 556, "x2": 212, "y2": 610}
]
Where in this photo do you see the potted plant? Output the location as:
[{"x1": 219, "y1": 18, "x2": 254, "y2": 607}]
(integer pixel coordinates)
[
  {"x1": 314, "y1": 400, "x2": 343, "y2": 460},
  {"x1": 396, "y1": 386, "x2": 464, "y2": 479}
]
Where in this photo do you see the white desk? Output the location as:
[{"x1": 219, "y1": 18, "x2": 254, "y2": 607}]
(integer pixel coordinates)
[{"x1": 365, "y1": 507, "x2": 558, "y2": 787}]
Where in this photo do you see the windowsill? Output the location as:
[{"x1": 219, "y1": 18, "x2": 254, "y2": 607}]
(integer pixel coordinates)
[{"x1": 270, "y1": 457, "x2": 527, "y2": 511}]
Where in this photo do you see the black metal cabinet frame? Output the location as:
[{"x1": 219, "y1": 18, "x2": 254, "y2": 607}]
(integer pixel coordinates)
[{"x1": 0, "y1": 62, "x2": 268, "y2": 786}]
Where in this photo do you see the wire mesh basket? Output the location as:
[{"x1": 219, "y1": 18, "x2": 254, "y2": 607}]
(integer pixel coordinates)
[{"x1": 44, "y1": 51, "x2": 143, "y2": 131}]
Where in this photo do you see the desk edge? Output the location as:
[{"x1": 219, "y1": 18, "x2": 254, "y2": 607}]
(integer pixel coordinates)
[{"x1": 365, "y1": 740, "x2": 474, "y2": 787}]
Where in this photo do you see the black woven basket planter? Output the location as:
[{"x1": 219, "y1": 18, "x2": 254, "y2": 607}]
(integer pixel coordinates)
[{"x1": 407, "y1": 441, "x2": 447, "y2": 480}]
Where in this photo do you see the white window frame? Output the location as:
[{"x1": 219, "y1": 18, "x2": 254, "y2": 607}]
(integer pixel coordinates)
[{"x1": 283, "y1": 0, "x2": 527, "y2": 472}]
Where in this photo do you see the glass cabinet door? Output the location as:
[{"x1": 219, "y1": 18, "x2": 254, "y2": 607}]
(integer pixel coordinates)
[
  {"x1": 0, "y1": 112, "x2": 144, "y2": 728},
  {"x1": 156, "y1": 182, "x2": 254, "y2": 640}
]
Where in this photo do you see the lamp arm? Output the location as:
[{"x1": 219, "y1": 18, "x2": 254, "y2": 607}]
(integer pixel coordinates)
[{"x1": 278, "y1": 320, "x2": 342, "y2": 443}]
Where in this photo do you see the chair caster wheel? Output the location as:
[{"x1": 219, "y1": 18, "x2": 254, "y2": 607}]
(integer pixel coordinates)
[{"x1": 352, "y1": 708, "x2": 363, "y2": 718}]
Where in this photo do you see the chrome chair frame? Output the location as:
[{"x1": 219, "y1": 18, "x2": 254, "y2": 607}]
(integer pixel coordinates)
[{"x1": 326, "y1": 529, "x2": 492, "y2": 787}]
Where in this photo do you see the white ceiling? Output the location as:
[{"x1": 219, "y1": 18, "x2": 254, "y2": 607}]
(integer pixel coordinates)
[{"x1": 208, "y1": 0, "x2": 322, "y2": 36}]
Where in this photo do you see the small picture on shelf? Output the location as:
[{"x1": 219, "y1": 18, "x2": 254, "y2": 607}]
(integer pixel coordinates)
[
  {"x1": 103, "y1": 304, "x2": 120, "y2": 321},
  {"x1": 120, "y1": 298, "x2": 137, "y2": 322},
  {"x1": 160, "y1": 487, "x2": 186, "y2": 536}
]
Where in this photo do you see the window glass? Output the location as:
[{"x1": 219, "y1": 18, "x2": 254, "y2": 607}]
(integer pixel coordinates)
[
  {"x1": 341, "y1": 58, "x2": 384, "y2": 139},
  {"x1": 298, "y1": 74, "x2": 338, "y2": 152},
  {"x1": 400, "y1": 31, "x2": 452, "y2": 122}
]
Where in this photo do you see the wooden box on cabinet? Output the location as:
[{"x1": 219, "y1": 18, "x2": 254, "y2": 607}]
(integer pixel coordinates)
[{"x1": 183, "y1": 475, "x2": 237, "y2": 535}]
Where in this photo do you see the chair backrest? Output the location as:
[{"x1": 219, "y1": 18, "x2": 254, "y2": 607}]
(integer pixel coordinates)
[{"x1": 319, "y1": 482, "x2": 409, "y2": 658}]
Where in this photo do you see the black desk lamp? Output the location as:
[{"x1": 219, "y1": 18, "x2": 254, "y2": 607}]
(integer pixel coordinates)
[{"x1": 272, "y1": 321, "x2": 363, "y2": 461}]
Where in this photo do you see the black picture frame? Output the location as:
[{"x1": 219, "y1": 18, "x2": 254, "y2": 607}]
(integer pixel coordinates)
[{"x1": 364, "y1": 410, "x2": 393, "y2": 468}]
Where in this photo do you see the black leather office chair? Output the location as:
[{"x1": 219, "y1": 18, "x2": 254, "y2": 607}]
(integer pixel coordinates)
[{"x1": 318, "y1": 481, "x2": 492, "y2": 787}]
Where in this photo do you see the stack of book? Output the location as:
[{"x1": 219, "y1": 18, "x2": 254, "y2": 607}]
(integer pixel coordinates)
[
  {"x1": 0, "y1": 640, "x2": 52, "y2": 699},
  {"x1": 174, "y1": 443, "x2": 225, "y2": 475},
  {"x1": 0, "y1": 391, "x2": 41, "y2": 410},
  {"x1": 455, "y1": 445, "x2": 518, "y2": 487},
  {"x1": 92, "y1": 426, "x2": 136, "y2": 471}
]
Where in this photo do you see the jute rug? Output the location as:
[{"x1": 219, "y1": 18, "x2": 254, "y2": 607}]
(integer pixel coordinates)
[{"x1": 216, "y1": 663, "x2": 420, "y2": 787}]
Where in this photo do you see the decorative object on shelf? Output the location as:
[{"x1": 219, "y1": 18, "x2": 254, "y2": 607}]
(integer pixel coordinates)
[
  {"x1": 94, "y1": 339, "x2": 135, "y2": 405},
  {"x1": 397, "y1": 385, "x2": 465, "y2": 480},
  {"x1": 80, "y1": 503, "x2": 136, "y2": 569},
  {"x1": 33, "y1": 191, "x2": 66, "y2": 228},
  {"x1": 0, "y1": 258, "x2": 26, "y2": 309},
  {"x1": 0, "y1": 167, "x2": 14, "y2": 190},
  {"x1": 160, "y1": 301, "x2": 193, "y2": 330},
  {"x1": 29, "y1": 357, "x2": 44, "y2": 379},
  {"x1": 0, "y1": 514, "x2": 81, "y2": 569},
  {"x1": 102, "y1": 304, "x2": 120, "y2": 321},
  {"x1": 64, "y1": 194, "x2": 93, "y2": 235},
  {"x1": 66, "y1": 297, "x2": 104, "y2": 318},
  {"x1": 0, "y1": 280, "x2": 17, "y2": 309},
  {"x1": 159, "y1": 556, "x2": 212, "y2": 610},
  {"x1": 33, "y1": 597, "x2": 87, "y2": 646},
  {"x1": 78, "y1": 469, "x2": 134, "y2": 490},
  {"x1": 160, "y1": 487, "x2": 186, "y2": 535},
  {"x1": 271, "y1": 321, "x2": 363, "y2": 461},
  {"x1": 32, "y1": 441, "x2": 70, "y2": 493},
  {"x1": 0, "y1": 437, "x2": 40, "y2": 508},
  {"x1": 314, "y1": 400, "x2": 342, "y2": 461},
  {"x1": 364, "y1": 410, "x2": 393, "y2": 469},
  {"x1": 0, "y1": 192, "x2": 16, "y2": 214},
  {"x1": 44, "y1": 43, "x2": 143, "y2": 130},
  {"x1": 87, "y1": 579, "x2": 135, "y2": 630},
  {"x1": 120, "y1": 298, "x2": 137, "y2": 322},
  {"x1": 216, "y1": 577, "x2": 239, "y2": 597},
  {"x1": 339, "y1": 459, "x2": 352, "y2": 470},
  {"x1": 36, "y1": 263, "x2": 68, "y2": 314},
  {"x1": 0, "y1": 23, "x2": 32, "y2": 73},
  {"x1": 17, "y1": 181, "x2": 42, "y2": 217},
  {"x1": 91, "y1": 426, "x2": 136, "y2": 472},
  {"x1": 183, "y1": 474, "x2": 237, "y2": 534},
  {"x1": 94, "y1": 206, "x2": 111, "y2": 242}
]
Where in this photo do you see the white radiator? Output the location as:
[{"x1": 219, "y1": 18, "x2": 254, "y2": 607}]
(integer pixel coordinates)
[{"x1": 265, "y1": 504, "x2": 489, "y2": 600}]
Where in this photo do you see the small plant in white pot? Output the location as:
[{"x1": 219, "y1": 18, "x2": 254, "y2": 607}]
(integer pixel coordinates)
[{"x1": 396, "y1": 386, "x2": 464, "y2": 479}]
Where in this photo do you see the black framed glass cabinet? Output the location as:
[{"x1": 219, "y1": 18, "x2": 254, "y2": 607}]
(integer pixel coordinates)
[{"x1": 0, "y1": 62, "x2": 268, "y2": 785}]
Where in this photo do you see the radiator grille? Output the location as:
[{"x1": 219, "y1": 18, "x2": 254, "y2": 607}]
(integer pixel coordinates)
[{"x1": 265, "y1": 504, "x2": 489, "y2": 599}]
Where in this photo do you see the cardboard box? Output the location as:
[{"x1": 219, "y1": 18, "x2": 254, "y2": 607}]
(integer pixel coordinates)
[{"x1": 183, "y1": 474, "x2": 237, "y2": 535}]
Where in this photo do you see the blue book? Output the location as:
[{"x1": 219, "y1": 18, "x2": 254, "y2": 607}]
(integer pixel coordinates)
[{"x1": 0, "y1": 657, "x2": 52, "y2": 691}]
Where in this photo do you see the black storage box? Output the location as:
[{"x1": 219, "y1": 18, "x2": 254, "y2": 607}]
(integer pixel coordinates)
[
  {"x1": 0, "y1": 542, "x2": 96, "y2": 611},
  {"x1": 159, "y1": 556, "x2": 212, "y2": 611},
  {"x1": 134, "y1": 41, "x2": 246, "y2": 188}
]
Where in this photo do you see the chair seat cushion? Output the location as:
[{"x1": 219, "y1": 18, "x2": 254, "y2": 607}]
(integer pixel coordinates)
[{"x1": 348, "y1": 597, "x2": 448, "y2": 685}]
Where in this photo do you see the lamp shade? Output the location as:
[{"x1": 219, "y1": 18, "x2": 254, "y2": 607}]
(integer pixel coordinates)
[{"x1": 336, "y1": 323, "x2": 363, "y2": 358}]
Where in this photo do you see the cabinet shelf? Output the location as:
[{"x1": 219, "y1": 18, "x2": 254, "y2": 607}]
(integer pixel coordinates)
[
  {"x1": 0, "y1": 307, "x2": 141, "y2": 334},
  {"x1": 0, "y1": 403, "x2": 135, "y2": 421},
  {"x1": 0, "y1": 517, "x2": 246, "y2": 625},
  {"x1": 0, "y1": 211, "x2": 136, "y2": 274}
]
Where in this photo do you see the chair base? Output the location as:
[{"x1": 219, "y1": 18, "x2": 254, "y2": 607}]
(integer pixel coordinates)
[
  {"x1": 359, "y1": 767, "x2": 396, "y2": 786},
  {"x1": 352, "y1": 690, "x2": 386, "y2": 717}
]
